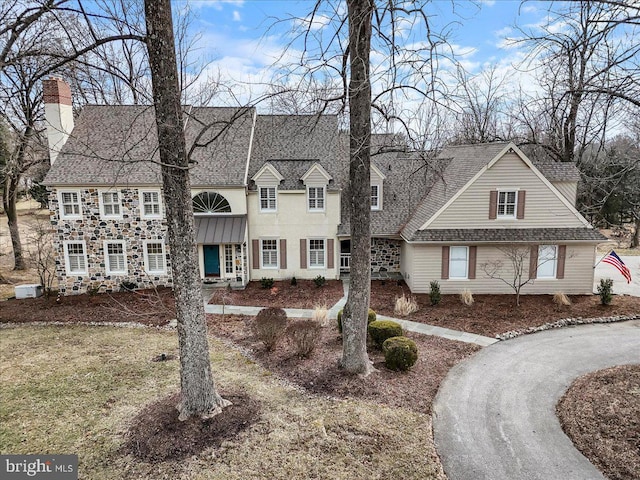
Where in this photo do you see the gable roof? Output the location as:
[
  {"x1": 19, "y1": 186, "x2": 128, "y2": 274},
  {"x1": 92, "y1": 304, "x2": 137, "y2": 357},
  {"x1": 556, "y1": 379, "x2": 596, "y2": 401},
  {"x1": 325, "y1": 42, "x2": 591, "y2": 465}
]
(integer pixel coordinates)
[{"x1": 43, "y1": 105, "x2": 255, "y2": 187}]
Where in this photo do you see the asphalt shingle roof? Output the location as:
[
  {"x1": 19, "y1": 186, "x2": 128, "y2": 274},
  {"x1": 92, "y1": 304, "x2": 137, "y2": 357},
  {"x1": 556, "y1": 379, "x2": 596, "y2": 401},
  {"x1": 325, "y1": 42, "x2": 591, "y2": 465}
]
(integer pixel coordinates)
[
  {"x1": 43, "y1": 105, "x2": 255, "y2": 187},
  {"x1": 408, "y1": 227, "x2": 606, "y2": 243},
  {"x1": 531, "y1": 160, "x2": 581, "y2": 182}
]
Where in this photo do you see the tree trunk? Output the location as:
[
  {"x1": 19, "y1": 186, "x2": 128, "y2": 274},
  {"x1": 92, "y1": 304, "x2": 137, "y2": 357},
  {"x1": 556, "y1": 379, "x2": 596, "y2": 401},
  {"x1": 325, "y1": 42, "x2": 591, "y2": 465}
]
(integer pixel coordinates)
[
  {"x1": 632, "y1": 215, "x2": 639, "y2": 248},
  {"x1": 3, "y1": 173, "x2": 26, "y2": 270},
  {"x1": 144, "y1": 0, "x2": 230, "y2": 420},
  {"x1": 341, "y1": 0, "x2": 374, "y2": 375}
]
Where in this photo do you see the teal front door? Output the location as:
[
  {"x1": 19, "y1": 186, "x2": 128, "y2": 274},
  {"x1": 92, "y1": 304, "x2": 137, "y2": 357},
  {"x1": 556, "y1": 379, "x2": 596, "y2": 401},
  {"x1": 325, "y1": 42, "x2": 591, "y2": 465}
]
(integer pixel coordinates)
[{"x1": 203, "y1": 245, "x2": 220, "y2": 277}]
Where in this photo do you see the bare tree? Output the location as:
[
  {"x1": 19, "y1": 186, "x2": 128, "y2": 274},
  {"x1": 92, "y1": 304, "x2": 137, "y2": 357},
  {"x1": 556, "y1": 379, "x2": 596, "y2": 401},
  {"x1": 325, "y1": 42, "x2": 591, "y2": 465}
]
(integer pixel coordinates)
[
  {"x1": 143, "y1": 0, "x2": 230, "y2": 419},
  {"x1": 25, "y1": 217, "x2": 57, "y2": 295}
]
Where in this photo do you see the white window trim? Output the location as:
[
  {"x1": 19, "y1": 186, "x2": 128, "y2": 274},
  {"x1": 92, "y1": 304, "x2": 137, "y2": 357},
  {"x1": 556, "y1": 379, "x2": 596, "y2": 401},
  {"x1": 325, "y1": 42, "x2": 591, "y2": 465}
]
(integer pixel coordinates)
[
  {"x1": 139, "y1": 189, "x2": 162, "y2": 219},
  {"x1": 260, "y1": 238, "x2": 279, "y2": 269},
  {"x1": 258, "y1": 186, "x2": 277, "y2": 212},
  {"x1": 143, "y1": 240, "x2": 166, "y2": 274},
  {"x1": 58, "y1": 190, "x2": 82, "y2": 220},
  {"x1": 449, "y1": 246, "x2": 469, "y2": 280},
  {"x1": 308, "y1": 238, "x2": 326, "y2": 269},
  {"x1": 104, "y1": 240, "x2": 127, "y2": 275},
  {"x1": 63, "y1": 240, "x2": 88, "y2": 276},
  {"x1": 537, "y1": 245, "x2": 558, "y2": 279},
  {"x1": 371, "y1": 183, "x2": 382, "y2": 211},
  {"x1": 98, "y1": 190, "x2": 123, "y2": 219},
  {"x1": 497, "y1": 189, "x2": 518, "y2": 219},
  {"x1": 307, "y1": 186, "x2": 326, "y2": 212}
]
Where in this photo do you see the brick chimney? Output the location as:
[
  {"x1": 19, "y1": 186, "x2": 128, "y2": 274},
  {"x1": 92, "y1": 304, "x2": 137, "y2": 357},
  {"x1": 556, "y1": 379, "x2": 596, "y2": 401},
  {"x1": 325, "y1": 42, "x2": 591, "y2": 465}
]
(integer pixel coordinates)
[{"x1": 43, "y1": 77, "x2": 74, "y2": 165}]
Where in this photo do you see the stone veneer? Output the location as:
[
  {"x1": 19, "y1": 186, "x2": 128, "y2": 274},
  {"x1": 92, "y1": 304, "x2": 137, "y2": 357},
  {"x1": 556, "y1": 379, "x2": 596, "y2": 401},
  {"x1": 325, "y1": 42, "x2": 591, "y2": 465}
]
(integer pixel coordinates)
[
  {"x1": 370, "y1": 238, "x2": 401, "y2": 273},
  {"x1": 50, "y1": 188, "x2": 172, "y2": 295}
]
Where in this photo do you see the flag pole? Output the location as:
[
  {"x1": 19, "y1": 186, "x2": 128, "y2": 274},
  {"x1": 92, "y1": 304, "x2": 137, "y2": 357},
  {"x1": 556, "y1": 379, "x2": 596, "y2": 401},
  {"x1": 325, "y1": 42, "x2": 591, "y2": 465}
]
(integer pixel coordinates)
[{"x1": 593, "y1": 248, "x2": 614, "y2": 269}]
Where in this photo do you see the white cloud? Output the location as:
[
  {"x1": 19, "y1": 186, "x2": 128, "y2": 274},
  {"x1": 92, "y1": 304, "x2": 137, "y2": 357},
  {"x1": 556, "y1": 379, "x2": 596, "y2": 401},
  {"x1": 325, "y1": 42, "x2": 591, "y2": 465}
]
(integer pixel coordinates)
[
  {"x1": 479, "y1": 0, "x2": 496, "y2": 6},
  {"x1": 233, "y1": 10, "x2": 241, "y2": 22}
]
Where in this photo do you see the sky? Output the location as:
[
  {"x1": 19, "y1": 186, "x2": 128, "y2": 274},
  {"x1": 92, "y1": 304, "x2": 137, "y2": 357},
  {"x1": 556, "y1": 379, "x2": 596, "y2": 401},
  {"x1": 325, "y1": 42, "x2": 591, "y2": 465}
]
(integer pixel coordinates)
[{"x1": 177, "y1": 0, "x2": 550, "y2": 94}]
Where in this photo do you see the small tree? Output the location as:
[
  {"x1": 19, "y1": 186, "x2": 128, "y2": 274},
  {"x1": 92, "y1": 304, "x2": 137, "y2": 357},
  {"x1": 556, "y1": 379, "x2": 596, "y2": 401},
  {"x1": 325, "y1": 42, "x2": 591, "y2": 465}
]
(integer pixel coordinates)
[{"x1": 25, "y1": 218, "x2": 57, "y2": 295}]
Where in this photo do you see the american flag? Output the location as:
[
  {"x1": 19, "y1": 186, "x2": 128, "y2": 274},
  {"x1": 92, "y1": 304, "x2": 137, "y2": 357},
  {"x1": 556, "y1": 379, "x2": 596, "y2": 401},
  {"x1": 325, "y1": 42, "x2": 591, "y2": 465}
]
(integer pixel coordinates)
[{"x1": 602, "y1": 250, "x2": 632, "y2": 283}]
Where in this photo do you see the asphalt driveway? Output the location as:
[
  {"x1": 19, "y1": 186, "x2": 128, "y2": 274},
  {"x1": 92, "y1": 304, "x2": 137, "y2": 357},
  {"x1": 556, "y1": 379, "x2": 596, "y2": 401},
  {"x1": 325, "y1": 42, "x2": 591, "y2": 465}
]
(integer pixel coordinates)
[{"x1": 433, "y1": 320, "x2": 640, "y2": 480}]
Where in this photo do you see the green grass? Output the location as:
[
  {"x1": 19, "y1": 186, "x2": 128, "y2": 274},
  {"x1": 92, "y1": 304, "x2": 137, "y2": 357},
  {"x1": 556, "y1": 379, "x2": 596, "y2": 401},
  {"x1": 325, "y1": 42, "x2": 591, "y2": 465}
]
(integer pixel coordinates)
[{"x1": 0, "y1": 326, "x2": 444, "y2": 479}]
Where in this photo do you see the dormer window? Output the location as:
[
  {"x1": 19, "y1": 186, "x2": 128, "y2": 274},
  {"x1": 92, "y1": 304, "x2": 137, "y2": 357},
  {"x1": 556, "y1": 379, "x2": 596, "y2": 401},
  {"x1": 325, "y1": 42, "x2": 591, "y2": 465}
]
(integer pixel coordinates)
[
  {"x1": 308, "y1": 186, "x2": 325, "y2": 211},
  {"x1": 259, "y1": 186, "x2": 277, "y2": 212},
  {"x1": 371, "y1": 184, "x2": 381, "y2": 210}
]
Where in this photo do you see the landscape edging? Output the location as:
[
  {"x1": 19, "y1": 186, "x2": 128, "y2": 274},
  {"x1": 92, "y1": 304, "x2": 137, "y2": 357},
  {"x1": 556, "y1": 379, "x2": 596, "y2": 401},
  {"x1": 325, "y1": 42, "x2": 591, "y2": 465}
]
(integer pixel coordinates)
[{"x1": 496, "y1": 314, "x2": 640, "y2": 341}]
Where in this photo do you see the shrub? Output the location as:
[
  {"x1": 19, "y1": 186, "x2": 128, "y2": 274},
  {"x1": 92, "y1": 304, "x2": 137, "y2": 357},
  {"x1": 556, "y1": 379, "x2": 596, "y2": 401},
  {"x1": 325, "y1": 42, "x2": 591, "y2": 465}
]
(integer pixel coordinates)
[
  {"x1": 394, "y1": 293, "x2": 419, "y2": 316},
  {"x1": 313, "y1": 305, "x2": 328, "y2": 326},
  {"x1": 288, "y1": 319, "x2": 322, "y2": 357},
  {"x1": 553, "y1": 291, "x2": 571, "y2": 308},
  {"x1": 597, "y1": 278, "x2": 614, "y2": 305},
  {"x1": 252, "y1": 307, "x2": 288, "y2": 351},
  {"x1": 120, "y1": 281, "x2": 137, "y2": 292},
  {"x1": 429, "y1": 280, "x2": 441, "y2": 306},
  {"x1": 368, "y1": 320, "x2": 403, "y2": 349},
  {"x1": 260, "y1": 277, "x2": 274, "y2": 289},
  {"x1": 313, "y1": 275, "x2": 326, "y2": 288},
  {"x1": 337, "y1": 308, "x2": 377, "y2": 333},
  {"x1": 382, "y1": 336, "x2": 418, "y2": 371},
  {"x1": 290, "y1": 276, "x2": 297, "y2": 286},
  {"x1": 460, "y1": 289, "x2": 474, "y2": 306}
]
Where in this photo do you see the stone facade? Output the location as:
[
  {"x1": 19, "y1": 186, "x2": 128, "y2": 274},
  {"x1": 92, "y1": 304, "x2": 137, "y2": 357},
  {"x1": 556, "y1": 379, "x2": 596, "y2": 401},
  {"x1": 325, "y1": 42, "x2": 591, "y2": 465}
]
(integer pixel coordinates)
[
  {"x1": 50, "y1": 188, "x2": 172, "y2": 294},
  {"x1": 370, "y1": 238, "x2": 401, "y2": 273}
]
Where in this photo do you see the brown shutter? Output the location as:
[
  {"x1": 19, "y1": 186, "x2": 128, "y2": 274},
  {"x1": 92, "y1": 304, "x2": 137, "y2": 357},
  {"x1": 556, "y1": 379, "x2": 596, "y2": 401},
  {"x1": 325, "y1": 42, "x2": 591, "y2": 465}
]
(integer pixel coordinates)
[
  {"x1": 441, "y1": 246, "x2": 450, "y2": 279},
  {"x1": 300, "y1": 239, "x2": 307, "y2": 269},
  {"x1": 517, "y1": 190, "x2": 526, "y2": 219},
  {"x1": 529, "y1": 245, "x2": 538, "y2": 279},
  {"x1": 489, "y1": 190, "x2": 498, "y2": 219},
  {"x1": 556, "y1": 245, "x2": 566, "y2": 279},
  {"x1": 280, "y1": 239, "x2": 287, "y2": 269},
  {"x1": 327, "y1": 239, "x2": 334, "y2": 269},
  {"x1": 252, "y1": 239, "x2": 259, "y2": 269},
  {"x1": 468, "y1": 246, "x2": 477, "y2": 280}
]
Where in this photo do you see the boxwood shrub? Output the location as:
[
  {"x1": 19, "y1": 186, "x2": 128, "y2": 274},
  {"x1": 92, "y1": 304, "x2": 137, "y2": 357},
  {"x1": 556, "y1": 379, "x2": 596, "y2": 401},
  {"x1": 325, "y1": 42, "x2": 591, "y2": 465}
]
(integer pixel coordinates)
[
  {"x1": 368, "y1": 320, "x2": 403, "y2": 348},
  {"x1": 382, "y1": 336, "x2": 418, "y2": 371}
]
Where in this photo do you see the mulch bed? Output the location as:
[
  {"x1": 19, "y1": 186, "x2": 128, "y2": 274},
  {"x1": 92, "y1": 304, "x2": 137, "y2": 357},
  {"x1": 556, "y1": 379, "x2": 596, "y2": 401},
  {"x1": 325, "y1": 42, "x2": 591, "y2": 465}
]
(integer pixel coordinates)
[
  {"x1": 207, "y1": 314, "x2": 479, "y2": 414},
  {"x1": 369, "y1": 281, "x2": 640, "y2": 337},
  {"x1": 556, "y1": 365, "x2": 640, "y2": 480},
  {"x1": 121, "y1": 392, "x2": 260, "y2": 462},
  {"x1": 0, "y1": 288, "x2": 175, "y2": 325},
  {"x1": 207, "y1": 280, "x2": 344, "y2": 309}
]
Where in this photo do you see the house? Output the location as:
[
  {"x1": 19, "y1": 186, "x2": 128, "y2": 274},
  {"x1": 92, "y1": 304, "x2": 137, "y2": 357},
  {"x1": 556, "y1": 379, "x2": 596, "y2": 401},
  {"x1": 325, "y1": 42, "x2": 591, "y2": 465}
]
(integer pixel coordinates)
[{"x1": 42, "y1": 77, "x2": 605, "y2": 295}]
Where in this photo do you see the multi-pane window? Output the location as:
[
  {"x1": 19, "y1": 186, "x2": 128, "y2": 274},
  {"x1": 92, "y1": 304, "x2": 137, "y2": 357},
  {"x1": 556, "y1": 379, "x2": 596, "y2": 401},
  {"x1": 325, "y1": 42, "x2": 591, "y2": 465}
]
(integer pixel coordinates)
[
  {"x1": 225, "y1": 244, "x2": 234, "y2": 274},
  {"x1": 141, "y1": 190, "x2": 161, "y2": 218},
  {"x1": 259, "y1": 187, "x2": 276, "y2": 211},
  {"x1": 309, "y1": 239, "x2": 325, "y2": 268},
  {"x1": 100, "y1": 191, "x2": 121, "y2": 217},
  {"x1": 371, "y1": 185, "x2": 380, "y2": 210},
  {"x1": 60, "y1": 191, "x2": 81, "y2": 218},
  {"x1": 537, "y1": 245, "x2": 557, "y2": 279},
  {"x1": 497, "y1": 191, "x2": 517, "y2": 217},
  {"x1": 145, "y1": 242, "x2": 165, "y2": 273},
  {"x1": 449, "y1": 246, "x2": 468, "y2": 279},
  {"x1": 64, "y1": 241, "x2": 87, "y2": 275},
  {"x1": 261, "y1": 239, "x2": 278, "y2": 268},
  {"x1": 105, "y1": 241, "x2": 126, "y2": 275},
  {"x1": 308, "y1": 187, "x2": 325, "y2": 211}
]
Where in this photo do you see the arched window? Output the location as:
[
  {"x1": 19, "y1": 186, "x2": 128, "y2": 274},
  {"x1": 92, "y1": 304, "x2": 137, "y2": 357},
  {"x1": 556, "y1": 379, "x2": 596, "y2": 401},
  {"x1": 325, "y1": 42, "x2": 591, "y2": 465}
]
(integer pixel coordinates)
[{"x1": 192, "y1": 192, "x2": 231, "y2": 214}]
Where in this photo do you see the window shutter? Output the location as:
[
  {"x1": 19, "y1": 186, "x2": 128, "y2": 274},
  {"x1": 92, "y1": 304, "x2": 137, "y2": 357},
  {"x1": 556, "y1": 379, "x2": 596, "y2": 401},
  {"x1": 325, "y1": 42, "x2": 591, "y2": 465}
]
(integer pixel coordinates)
[
  {"x1": 327, "y1": 239, "x2": 334, "y2": 269},
  {"x1": 280, "y1": 239, "x2": 287, "y2": 269},
  {"x1": 517, "y1": 190, "x2": 526, "y2": 219},
  {"x1": 529, "y1": 245, "x2": 538, "y2": 279},
  {"x1": 441, "y1": 246, "x2": 450, "y2": 279},
  {"x1": 252, "y1": 239, "x2": 259, "y2": 269},
  {"x1": 468, "y1": 246, "x2": 477, "y2": 280},
  {"x1": 489, "y1": 191, "x2": 498, "y2": 219},
  {"x1": 556, "y1": 245, "x2": 566, "y2": 279},
  {"x1": 300, "y1": 239, "x2": 307, "y2": 269}
]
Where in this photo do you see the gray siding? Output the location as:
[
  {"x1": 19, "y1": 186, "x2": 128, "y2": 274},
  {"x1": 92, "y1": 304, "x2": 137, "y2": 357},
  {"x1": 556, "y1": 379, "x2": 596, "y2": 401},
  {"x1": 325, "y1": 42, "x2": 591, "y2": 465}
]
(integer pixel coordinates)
[{"x1": 427, "y1": 152, "x2": 586, "y2": 229}]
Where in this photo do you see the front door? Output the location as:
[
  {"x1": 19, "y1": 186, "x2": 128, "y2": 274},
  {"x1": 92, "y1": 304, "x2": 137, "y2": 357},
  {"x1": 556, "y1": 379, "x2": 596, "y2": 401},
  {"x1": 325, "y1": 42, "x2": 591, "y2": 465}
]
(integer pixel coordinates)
[{"x1": 203, "y1": 245, "x2": 220, "y2": 277}]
